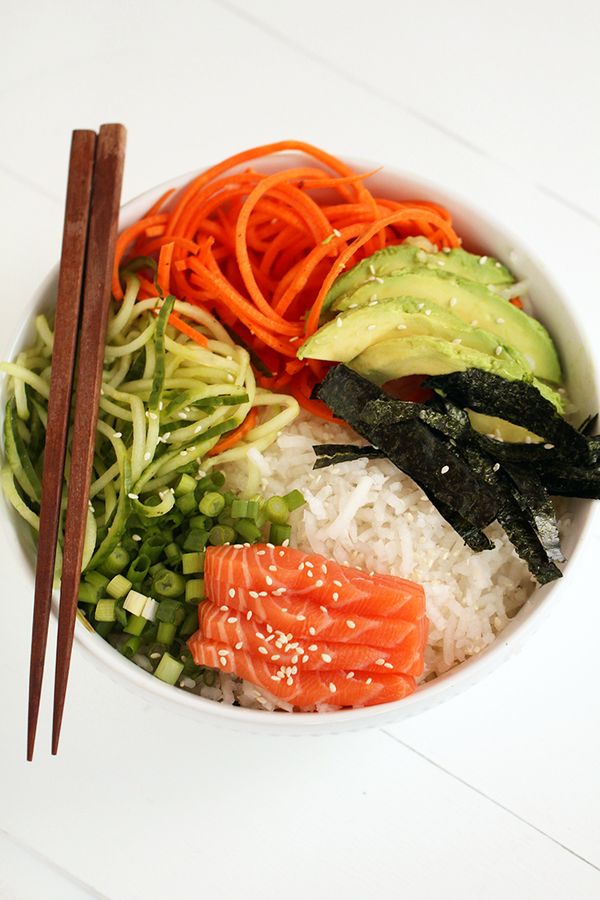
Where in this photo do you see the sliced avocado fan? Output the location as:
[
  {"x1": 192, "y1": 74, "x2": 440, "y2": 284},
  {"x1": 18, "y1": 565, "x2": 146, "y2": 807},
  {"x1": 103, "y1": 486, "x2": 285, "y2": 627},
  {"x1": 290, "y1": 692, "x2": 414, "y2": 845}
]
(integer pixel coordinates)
[
  {"x1": 324, "y1": 242, "x2": 514, "y2": 311},
  {"x1": 327, "y1": 269, "x2": 561, "y2": 384}
]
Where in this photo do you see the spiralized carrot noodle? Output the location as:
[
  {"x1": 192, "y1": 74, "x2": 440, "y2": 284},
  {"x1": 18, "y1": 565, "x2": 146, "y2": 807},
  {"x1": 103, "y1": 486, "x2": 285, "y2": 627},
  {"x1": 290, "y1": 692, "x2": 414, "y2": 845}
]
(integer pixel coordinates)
[{"x1": 112, "y1": 141, "x2": 461, "y2": 418}]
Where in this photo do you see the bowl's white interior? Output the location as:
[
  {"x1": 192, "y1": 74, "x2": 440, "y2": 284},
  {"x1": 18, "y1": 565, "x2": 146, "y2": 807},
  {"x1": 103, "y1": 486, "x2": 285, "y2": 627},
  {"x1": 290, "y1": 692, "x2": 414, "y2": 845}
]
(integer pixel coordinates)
[{"x1": 3, "y1": 155, "x2": 598, "y2": 735}]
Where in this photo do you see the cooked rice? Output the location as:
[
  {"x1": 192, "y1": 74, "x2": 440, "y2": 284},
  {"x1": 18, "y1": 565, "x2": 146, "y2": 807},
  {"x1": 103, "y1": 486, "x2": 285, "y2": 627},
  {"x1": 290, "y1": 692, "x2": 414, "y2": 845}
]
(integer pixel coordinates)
[{"x1": 191, "y1": 413, "x2": 538, "y2": 709}]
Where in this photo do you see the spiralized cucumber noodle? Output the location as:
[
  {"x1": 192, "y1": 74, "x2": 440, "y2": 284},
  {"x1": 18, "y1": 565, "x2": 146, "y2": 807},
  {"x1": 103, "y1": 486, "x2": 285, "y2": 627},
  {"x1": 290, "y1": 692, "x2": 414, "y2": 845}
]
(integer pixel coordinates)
[{"x1": 1, "y1": 274, "x2": 299, "y2": 573}]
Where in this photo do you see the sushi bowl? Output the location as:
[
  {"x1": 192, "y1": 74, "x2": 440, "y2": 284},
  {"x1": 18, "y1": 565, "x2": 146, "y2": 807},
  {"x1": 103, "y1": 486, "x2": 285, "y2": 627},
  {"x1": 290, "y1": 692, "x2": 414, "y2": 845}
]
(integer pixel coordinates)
[{"x1": 2, "y1": 154, "x2": 598, "y2": 736}]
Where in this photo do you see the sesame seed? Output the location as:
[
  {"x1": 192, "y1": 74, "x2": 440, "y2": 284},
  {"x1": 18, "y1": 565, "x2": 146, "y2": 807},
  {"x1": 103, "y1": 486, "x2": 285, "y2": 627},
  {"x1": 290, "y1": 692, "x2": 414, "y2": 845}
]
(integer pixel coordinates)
[
  {"x1": 321, "y1": 653, "x2": 333, "y2": 663},
  {"x1": 333, "y1": 580, "x2": 342, "y2": 587},
  {"x1": 366, "y1": 677, "x2": 372, "y2": 685},
  {"x1": 336, "y1": 317, "x2": 343, "y2": 328},
  {"x1": 302, "y1": 655, "x2": 309, "y2": 663},
  {"x1": 249, "y1": 590, "x2": 259, "y2": 599},
  {"x1": 346, "y1": 619, "x2": 356, "y2": 629},
  {"x1": 266, "y1": 624, "x2": 273, "y2": 634},
  {"x1": 425, "y1": 309, "x2": 432, "y2": 316},
  {"x1": 329, "y1": 682, "x2": 337, "y2": 693},
  {"x1": 368, "y1": 264, "x2": 376, "y2": 275},
  {"x1": 219, "y1": 605, "x2": 229, "y2": 612},
  {"x1": 441, "y1": 465, "x2": 450, "y2": 474},
  {"x1": 296, "y1": 614, "x2": 306, "y2": 621},
  {"x1": 367, "y1": 324, "x2": 376, "y2": 331},
  {"x1": 179, "y1": 450, "x2": 188, "y2": 457},
  {"x1": 127, "y1": 492, "x2": 139, "y2": 500},
  {"x1": 218, "y1": 649, "x2": 229, "y2": 657},
  {"x1": 308, "y1": 644, "x2": 318, "y2": 652},
  {"x1": 228, "y1": 588, "x2": 235, "y2": 598},
  {"x1": 333, "y1": 228, "x2": 342, "y2": 237},
  {"x1": 246, "y1": 611, "x2": 253, "y2": 620},
  {"x1": 493, "y1": 463, "x2": 500, "y2": 472},
  {"x1": 150, "y1": 652, "x2": 161, "y2": 659},
  {"x1": 265, "y1": 575, "x2": 273, "y2": 586},
  {"x1": 319, "y1": 605, "x2": 327, "y2": 614},
  {"x1": 449, "y1": 297, "x2": 458, "y2": 307},
  {"x1": 332, "y1": 592, "x2": 339, "y2": 601},
  {"x1": 271, "y1": 654, "x2": 280, "y2": 661},
  {"x1": 132, "y1": 534, "x2": 141, "y2": 541},
  {"x1": 496, "y1": 317, "x2": 505, "y2": 324},
  {"x1": 257, "y1": 549, "x2": 266, "y2": 556},
  {"x1": 255, "y1": 632, "x2": 265, "y2": 640},
  {"x1": 384, "y1": 662, "x2": 394, "y2": 669},
  {"x1": 258, "y1": 646, "x2": 268, "y2": 655},
  {"x1": 495, "y1": 346, "x2": 503, "y2": 356},
  {"x1": 144, "y1": 451, "x2": 151, "y2": 461},
  {"x1": 452, "y1": 338, "x2": 462, "y2": 345},
  {"x1": 544, "y1": 443, "x2": 555, "y2": 450},
  {"x1": 291, "y1": 655, "x2": 299, "y2": 664},
  {"x1": 227, "y1": 616, "x2": 237, "y2": 624},
  {"x1": 279, "y1": 550, "x2": 286, "y2": 557},
  {"x1": 306, "y1": 570, "x2": 313, "y2": 578},
  {"x1": 375, "y1": 658, "x2": 385, "y2": 666},
  {"x1": 309, "y1": 627, "x2": 316, "y2": 636},
  {"x1": 479, "y1": 255, "x2": 488, "y2": 264},
  {"x1": 346, "y1": 671, "x2": 355, "y2": 679},
  {"x1": 314, "y1": 579, "x2": 324, "y2": 588},
  {"x1": 271, "y1": 675, "x2": 281, "y2": 682},
  {"x1": 286, "y1": 676, "x2": 293, "y2": 686},
  {"x1": 305, "y1": 561, "x2": 314, "y2": 568},
  {"x1": 268, "y1": 565, "x2": 277, "y2": 572}
]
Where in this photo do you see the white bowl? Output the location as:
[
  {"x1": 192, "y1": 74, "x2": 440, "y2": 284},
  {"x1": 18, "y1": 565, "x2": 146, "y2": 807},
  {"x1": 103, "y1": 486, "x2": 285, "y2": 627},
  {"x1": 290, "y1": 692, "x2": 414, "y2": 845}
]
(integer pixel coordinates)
[{"x1": 3, "y1": 155, "x2": 598, "y2": 735}]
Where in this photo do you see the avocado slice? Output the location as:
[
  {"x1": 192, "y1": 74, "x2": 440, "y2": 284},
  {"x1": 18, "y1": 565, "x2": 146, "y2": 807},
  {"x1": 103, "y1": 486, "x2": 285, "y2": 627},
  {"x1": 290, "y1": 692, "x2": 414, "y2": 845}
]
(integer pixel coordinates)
[
  {"x1": 349, "y1": 335, "x2": 528, "y2": 386},
  {"x1": 331, "y1": 270, "x2": 561, "y2": 384},
  {"x1": 325, "y1": 243, "x2": 513, "y2": 311},
  {"x1": 298, "y1": 296, "x2": 528, "y2": 368}
]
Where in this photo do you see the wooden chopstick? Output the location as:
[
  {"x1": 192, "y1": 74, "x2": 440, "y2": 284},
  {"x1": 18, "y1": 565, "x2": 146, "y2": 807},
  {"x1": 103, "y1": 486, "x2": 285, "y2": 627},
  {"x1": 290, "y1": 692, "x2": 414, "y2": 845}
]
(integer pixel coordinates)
[
  {"x1": 51, "y1": 124, "x2": 126, "y2": 756},
  {"x1": 27, "y1": 130, "x2": 97, "y2": 762}
]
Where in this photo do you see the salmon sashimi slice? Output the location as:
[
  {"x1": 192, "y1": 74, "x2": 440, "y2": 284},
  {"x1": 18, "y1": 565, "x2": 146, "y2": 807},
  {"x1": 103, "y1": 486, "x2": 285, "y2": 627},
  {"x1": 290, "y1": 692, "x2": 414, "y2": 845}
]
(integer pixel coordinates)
[
  {"x1": 188, "y1": 635, "x2": 417, "y2": 709},
  {"x1": 204, "y1": 581, "x2": 417, "y2": 648},
  {"x1": 204, "y1": 544, "x2": 425, "y2": 620},
  {"x1": 199, "y1": 601, "x2": 426, "y2": 676}
]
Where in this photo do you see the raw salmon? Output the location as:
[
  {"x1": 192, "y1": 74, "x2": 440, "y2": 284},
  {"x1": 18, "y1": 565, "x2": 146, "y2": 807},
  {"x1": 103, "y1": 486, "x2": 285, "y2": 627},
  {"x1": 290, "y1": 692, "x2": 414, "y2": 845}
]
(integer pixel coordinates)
[
  {"x1": 199, "y1": 601, "x2": 426, "y2": 676},
  {"x1": 188, "y1": 636, "x2": 417, "y2": 709}
]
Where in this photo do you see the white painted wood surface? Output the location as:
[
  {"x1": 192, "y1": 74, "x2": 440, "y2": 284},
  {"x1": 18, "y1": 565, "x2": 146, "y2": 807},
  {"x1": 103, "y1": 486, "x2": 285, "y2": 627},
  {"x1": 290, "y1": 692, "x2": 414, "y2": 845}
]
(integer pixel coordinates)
[{"x1": 1, "y1": 1, "x2": 599, "y2": 896}]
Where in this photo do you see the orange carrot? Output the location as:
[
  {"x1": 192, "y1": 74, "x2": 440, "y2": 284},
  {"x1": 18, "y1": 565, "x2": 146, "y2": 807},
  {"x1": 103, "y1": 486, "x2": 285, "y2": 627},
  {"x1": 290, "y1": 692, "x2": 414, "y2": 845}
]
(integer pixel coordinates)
[
  {"x1": 207, "y1": 408, "x2": 259, "y2": 456},
  {"x1": 167, "y1": 312, "x2": 209, "y2": 348},
  {"x1": 157, "y1": 242, "x2": 175, "y2": 296}
]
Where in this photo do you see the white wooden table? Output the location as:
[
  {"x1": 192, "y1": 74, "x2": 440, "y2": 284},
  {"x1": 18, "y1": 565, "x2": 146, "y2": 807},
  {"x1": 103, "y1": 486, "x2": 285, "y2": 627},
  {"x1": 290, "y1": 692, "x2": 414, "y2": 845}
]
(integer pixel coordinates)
[{"x1": 1, "y1": 2, "x2": 599, "y2": 897}]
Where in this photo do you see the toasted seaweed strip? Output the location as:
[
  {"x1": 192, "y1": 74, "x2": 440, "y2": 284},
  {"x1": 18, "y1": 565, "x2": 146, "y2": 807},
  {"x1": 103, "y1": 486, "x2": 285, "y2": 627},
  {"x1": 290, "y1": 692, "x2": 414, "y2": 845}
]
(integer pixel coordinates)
[
  {"x1": 579, "y1": 413, "x2": 597, "y2": 436},
  {"x1": 425, "y1": 370, "x2": 589, "y2": 460},
  {"x1": 313, "y1": 444, "x2": 385, "y2": 469},
  {"x1": 317, "y1": 367, "x2": 498, "y2": 529},
  {"x1": 502, "y1": 464, "x2": 564, "y2": 562},
  {"x1": 460, "y1": 445, "x2": 562, "y2": 584},
  {"x1": 533, "y1": 464, "x2": 600, "y2": 499},
  {"x1": 312, "y1": 441, "x2": 492, "y2": 551}
]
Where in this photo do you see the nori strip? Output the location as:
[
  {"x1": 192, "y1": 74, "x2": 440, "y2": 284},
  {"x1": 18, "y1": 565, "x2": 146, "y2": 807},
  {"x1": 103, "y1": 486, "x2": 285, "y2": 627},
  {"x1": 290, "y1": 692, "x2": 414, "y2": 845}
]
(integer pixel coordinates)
[
  {"x1": 460, "y1": 445, "x2": 562, "y2": 584},
  {"x1": 533, "y1": 463, "x2": 600, "y2": 499},
  {"x1": 502, "y1": 464, "x2": 564, "y2": 562},
  {"x1": 317, "y1": 367, "x2": 498, "y2": 529},
  {"x1": 425, "y1": 370, "x2": 590, "y2": 460},
  {"x1": 313, "y1": 444, "x2": 386, "y2": 469}
]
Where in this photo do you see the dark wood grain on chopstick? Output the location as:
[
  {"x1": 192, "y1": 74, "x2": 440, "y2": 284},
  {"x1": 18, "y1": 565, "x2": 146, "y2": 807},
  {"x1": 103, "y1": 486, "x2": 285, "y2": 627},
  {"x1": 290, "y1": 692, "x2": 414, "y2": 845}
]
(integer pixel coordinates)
[
  {"x1": 52, "y1": 123, "x2": 126, "y2": 756},
  {"x1": 27, "y1": 130, "x2": 97, "y2": 762}
]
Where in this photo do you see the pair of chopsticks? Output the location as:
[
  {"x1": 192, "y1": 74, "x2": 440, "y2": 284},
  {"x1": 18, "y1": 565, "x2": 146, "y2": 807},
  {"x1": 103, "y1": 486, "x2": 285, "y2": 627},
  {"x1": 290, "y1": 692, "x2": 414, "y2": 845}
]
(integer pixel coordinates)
[{"x1": 27, "y1": 124, "x2": 126, "y2": 760}]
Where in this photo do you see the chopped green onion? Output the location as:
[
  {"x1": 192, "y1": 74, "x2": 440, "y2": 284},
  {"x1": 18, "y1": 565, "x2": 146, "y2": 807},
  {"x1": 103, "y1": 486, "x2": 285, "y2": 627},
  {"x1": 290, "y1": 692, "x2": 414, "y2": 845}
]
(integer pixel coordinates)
[
  {"x1": 123, "y1": 589, "x2": 149, "y2": 616},
  {"x1": 154, "y1": 652, "x2": 184, "y2": 685},
  {"x1": 208, "y1": 525, "x2": 236, "y2": 546},
  {"x1": 185, "y1": 578, "x2": 205, "y2": 603},
  {"x1": 164, "y1": 542, "x2": 182, "y2": 564},
  {"x1": 84, "y1": 571, "x2": 110, "y2": 592},
  {"x1": 97, "y1": 544, "x2": 130, "y2": 577},
  {"x1": 179, "y1": 609, "x2": 199, "y2": 638},
  {"x1": 106, "y1": 574, "x2": 133, "y2": 600},
  {"x1": 123, "y1": 613, "x2": 147, "y2": 636},
  {"x1": 149, "y1": 561, "x2": 167, "y2": 577},
  {"x1": 174, "y1": 473, "x2": 197, "y2": 497},
  {"x1": 182, "y1": 551, "x2": 205, "y2": 574},
  {"x1": 236, "y1": 519, "x2": 262, "y2": 543},
  {"x1": 231, "y1": 498, "x2": 260, "y2": 520},
  {"x1": 95, "y1": 599, "x2": 117, "y2": 623},
  {"x1": 199, "y1": 491, "x2": 226, "y2": 517},
  {"x1": 269, "y1": 523, "x2": 292, "y2": 545},
  {"x1": 175, "y1": 492, "x2": 197, "y2": 516},
  {"x1": 264, "y1": 496, "x2": 289, "y2": 525},
  {"x1": 127, "y1": 554, "x2": 151, "y2": 584},
  {"x1": 188, "y1": 514, "x2": 212, "y2": 531},
  {"x1": 153, "y1": 569, "x2": 186, "y2": 598},
  {"x1": 140, "y1": 533, "x2": 166, "y2": 563},
  {"x1": 183, "y1": 528, "x2": 209, "y2": 552},
  {"x1": 203, "y1": 668, "x2": 217, "y2": 687},
  {"x1": 94, "y1": 621, "x2": 113, "y2": 638},
  {"x1": 156, "y1": 599, "x2": 183, "y2": 625},
  {"x1": 120, "y1": 635, "x2": 141, "y2": 658},
  {"x1": 78, "y1": 583, "x2": 100, "y2": 605},
  {"x1": 283, "y1": 489, "x2": 305, "y2": 511},
  {"x1": 156, "y1": 621, "x2": 177, "y2": 646}
]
